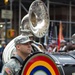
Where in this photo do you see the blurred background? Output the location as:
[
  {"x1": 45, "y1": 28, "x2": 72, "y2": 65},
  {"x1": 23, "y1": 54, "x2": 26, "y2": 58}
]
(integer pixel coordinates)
[{"x1": 0, "y1": 0, "x2": 75, "y2": 44}]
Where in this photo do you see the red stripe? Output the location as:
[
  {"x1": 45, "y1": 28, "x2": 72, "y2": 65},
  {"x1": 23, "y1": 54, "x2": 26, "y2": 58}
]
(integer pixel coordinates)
[{"x1": 58, "y1": 21, "x2": 64, "y2": 51}]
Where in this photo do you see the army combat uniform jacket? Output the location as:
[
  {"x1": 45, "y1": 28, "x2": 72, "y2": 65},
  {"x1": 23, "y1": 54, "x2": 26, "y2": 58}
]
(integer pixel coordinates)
[{"x1": 2, "y1": 58, "x2": 22, "y2": 75}]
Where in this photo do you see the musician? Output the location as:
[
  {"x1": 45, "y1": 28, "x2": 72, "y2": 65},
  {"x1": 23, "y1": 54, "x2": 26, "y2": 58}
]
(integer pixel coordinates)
[
  {"x1": 65, "y1": 42, "x2": 75, "y2": 52},
  {"x1": 2, "y1": 35, "x2": 33, "y2": 75},
  {"x1": 48, "y1": 40, "x2": 57, "y2": 52},
  {"x1": 59, "y1": 40, "x2": 67, "y2": 52},
  {"x1": 65, "y1": 34, "x2": 75, "y2": 52},
  {"x1": 21, "y1": 30, "x2": 46, "y2": 52}
]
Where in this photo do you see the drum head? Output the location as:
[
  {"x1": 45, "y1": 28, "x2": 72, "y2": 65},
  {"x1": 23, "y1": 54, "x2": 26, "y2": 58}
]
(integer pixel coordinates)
[{"x1": 19, "y1": 52, "x2": 60, "y2": 75}]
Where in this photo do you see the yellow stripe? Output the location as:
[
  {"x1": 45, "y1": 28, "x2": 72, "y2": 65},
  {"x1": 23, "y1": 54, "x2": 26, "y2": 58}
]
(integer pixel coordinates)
[{"x1": 26, "y1": 61, "x2": 56, "y2": 75}]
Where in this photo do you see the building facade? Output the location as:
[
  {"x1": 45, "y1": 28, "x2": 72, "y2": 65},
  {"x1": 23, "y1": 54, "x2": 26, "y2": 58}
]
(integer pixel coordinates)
[{"x1": 0, "y1": 0, "x2": 75, "y2": 43}]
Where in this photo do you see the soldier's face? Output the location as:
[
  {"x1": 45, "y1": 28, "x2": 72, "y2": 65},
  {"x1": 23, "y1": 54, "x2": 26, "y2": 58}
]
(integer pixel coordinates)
[{"x1": 17, "y1": 42, "x2": 32, "y2": 55}]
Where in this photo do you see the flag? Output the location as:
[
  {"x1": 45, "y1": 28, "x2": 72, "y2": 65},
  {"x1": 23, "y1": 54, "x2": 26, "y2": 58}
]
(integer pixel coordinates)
[
  {"x1": 48, "y1": 22, "x2": 53, "y2": 44},
  {"x1": 47, "y1": 22, "x2": 53, "y2": 51},
  {"x1": 58, "y1": 21, "x2": 64, "y2": 51}
]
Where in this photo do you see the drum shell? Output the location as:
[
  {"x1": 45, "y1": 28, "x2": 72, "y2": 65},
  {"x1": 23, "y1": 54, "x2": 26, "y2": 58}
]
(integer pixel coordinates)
[
  {"x1": 68, "y1": 50, "x2": 75, "y2": 58},
  {"x1": 46, "y1": 52, "x2": 75, "y2": 75},
  {"x1": 19, "y1": 52, "x2": 75, "y2": 75}
]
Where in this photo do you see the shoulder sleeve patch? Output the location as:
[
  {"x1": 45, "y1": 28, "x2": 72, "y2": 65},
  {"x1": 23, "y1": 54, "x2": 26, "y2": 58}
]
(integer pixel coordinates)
[{"x1": 5, "y1": 68, "x2": 12, "y2": 75}]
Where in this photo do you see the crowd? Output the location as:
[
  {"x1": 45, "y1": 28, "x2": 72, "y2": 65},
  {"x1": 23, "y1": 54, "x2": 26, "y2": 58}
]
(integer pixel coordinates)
[
  {"x1": 47, "y1": 34, "x2": 75, "y2": 52},
  {"x1": 0, "y1": 33, "x2": 75, "y2": 75}
]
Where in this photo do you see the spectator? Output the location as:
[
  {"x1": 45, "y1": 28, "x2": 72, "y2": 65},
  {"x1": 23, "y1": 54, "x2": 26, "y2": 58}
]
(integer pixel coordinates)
[
  {"x1": 0, "y1": 41, "x2": 6, "y2": 60},
  {"x1": 0, "y1": 41, "x2": 6, "y2": 72},
  {"x1": 48, "y1": 40, "x2": 57, "y2": 52}
]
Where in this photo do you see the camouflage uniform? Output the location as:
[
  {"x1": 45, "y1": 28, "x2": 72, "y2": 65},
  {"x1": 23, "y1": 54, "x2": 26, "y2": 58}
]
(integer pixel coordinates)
[
  {"x1": 2, "y1": 58, "x2": 22, "y2": 75},
  {"x1": 2, "y1": 36, "x2": 33, "y2": 75}
]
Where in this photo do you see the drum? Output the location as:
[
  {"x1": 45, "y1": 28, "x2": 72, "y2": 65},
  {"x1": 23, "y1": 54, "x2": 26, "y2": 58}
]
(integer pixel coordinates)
[
  {"x1": 46, "y1": 52, "x2": 75, "y2": 75},
  {"x1": 19, "y1": 52, "x2": 75, "y2": 75},
  {"x1": 19, "y1": 52, "x2": 60, "y2": 75}
]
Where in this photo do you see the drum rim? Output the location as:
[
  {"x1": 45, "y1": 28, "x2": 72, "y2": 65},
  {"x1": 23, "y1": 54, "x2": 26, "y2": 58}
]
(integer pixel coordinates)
[{"x1": 19, "y1": 52, "x2": 60, "y2": 75}]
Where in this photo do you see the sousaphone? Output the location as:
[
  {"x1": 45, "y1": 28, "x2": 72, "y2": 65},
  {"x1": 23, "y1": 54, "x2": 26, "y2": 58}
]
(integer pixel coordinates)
[
  {"x1": 29, "y1": 0, "x2": 49, "y2": 38},
  {"x1": 2, "y1": 0, "x2": 49, "y2": 64}
]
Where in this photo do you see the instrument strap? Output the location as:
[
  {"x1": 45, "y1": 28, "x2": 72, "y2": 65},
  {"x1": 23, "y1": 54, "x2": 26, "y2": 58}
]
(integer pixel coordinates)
[{"x1": 11, "y1": 55, "x2": 23, "y2": 65}]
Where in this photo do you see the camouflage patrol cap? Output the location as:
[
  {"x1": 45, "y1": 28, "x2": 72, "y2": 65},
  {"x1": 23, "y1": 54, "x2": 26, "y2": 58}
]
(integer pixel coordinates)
[
  {"x1": 71, "y1": 33, "x2": 75, "y2": 44},
  {"x1": 14, "y1": 35, "x2": 33, "y2": 46},
  {"x1": 60, "y1": 40, "x2": 66, "y2": 43},
  {"x1": 28, "y1": 32, "x2": 33, "y2": 37},
  {"x1": 72, "y1": 34, "x2": 75, "y2": 39}
]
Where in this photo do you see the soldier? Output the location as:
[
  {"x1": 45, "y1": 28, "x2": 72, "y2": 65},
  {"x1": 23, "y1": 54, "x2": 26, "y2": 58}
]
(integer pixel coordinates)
[
  {"x1": 65, "y1": 34, "x2": 75, "y2": 51},
  {"x1": 21, "y1": 30, "x2": 45, "y2": 52},
  {"x1": 59, "y1": 40, "x2": 67, "y2": 52},
  {"x1": 2, "y1": 35, "x2": 33, "y2": 75}
]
